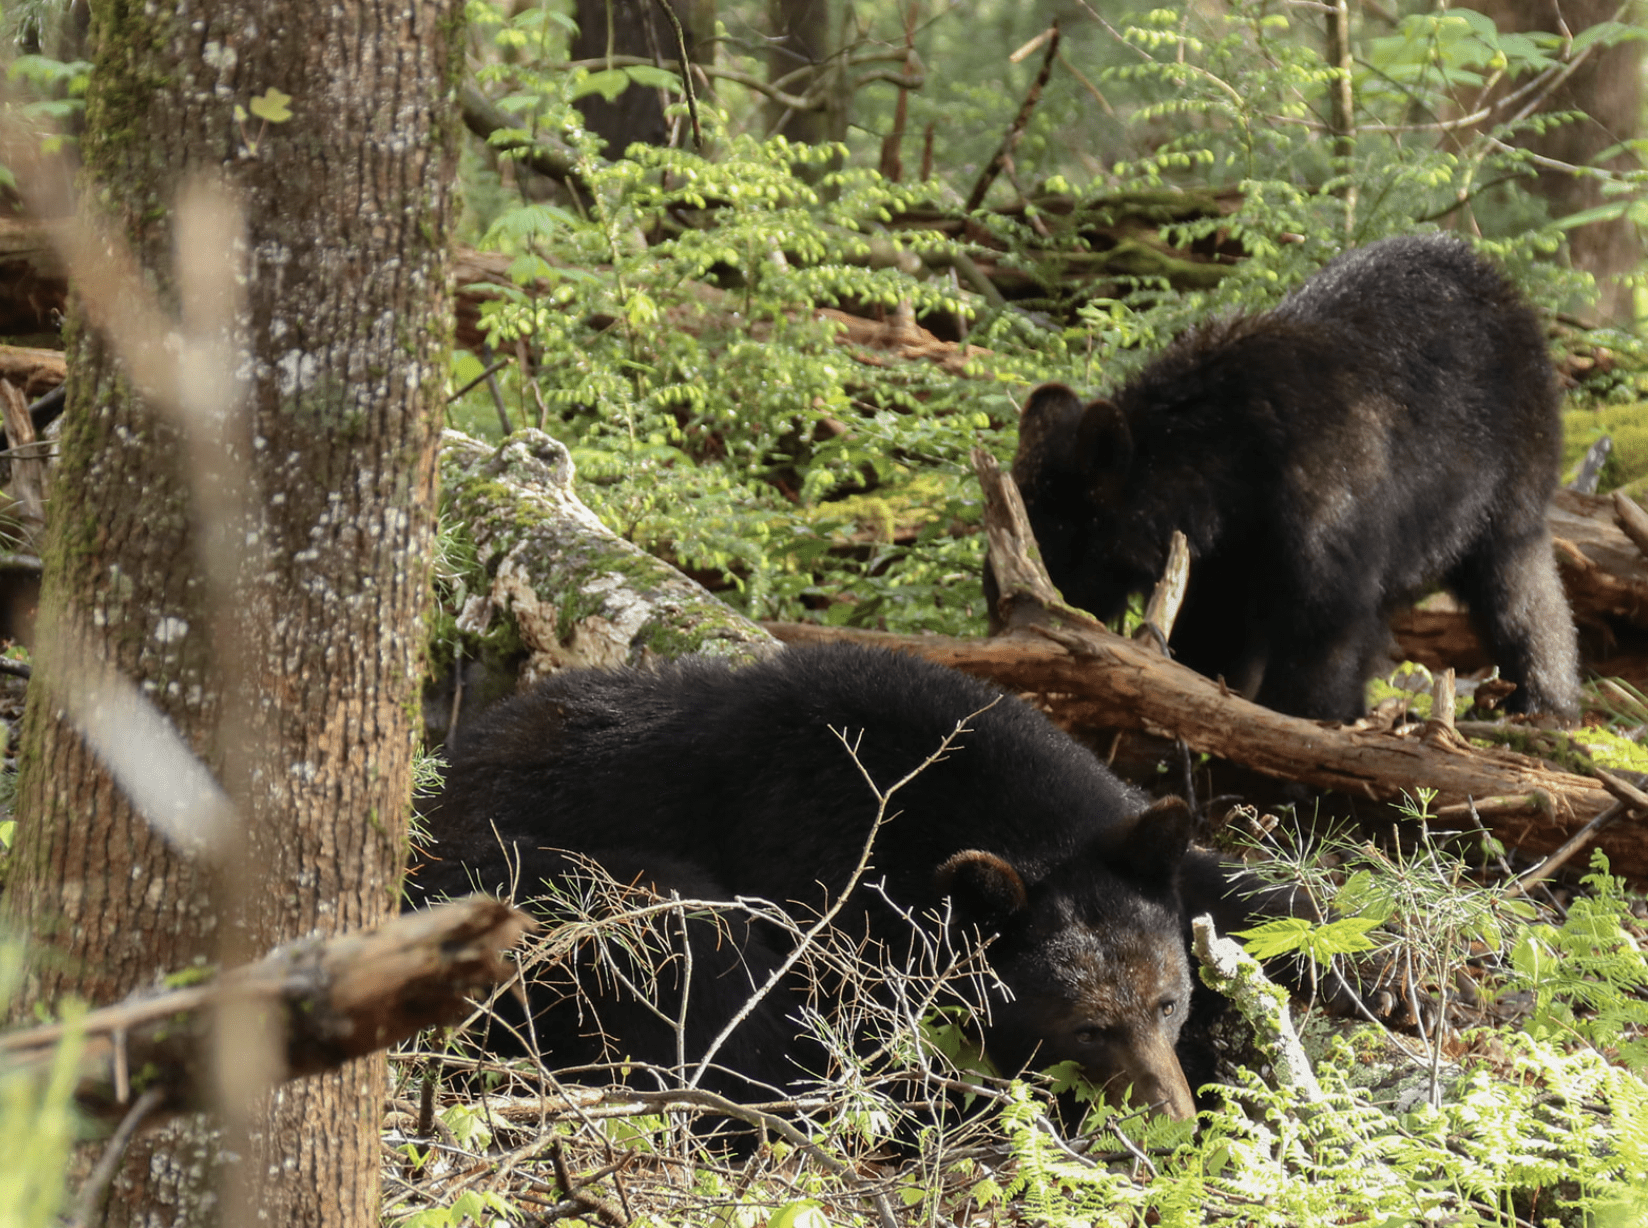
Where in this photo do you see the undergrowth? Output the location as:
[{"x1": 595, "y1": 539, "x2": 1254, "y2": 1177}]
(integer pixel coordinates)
[{"x1": 383, "y1": 836, "x2": 1648, "y2": 1227}]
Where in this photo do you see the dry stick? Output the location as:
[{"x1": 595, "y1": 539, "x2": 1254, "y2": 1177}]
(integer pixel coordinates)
[
  {"x1": 1135, "y1": 530, "x2": 1190, "y2": 653},
  {"x1": 63, "y1": 1086, "x2": 168, "y2": 1228},
  {"x1": 0, "y1": 896, "x2": 533, "y2": 1125},
  {"x1": 3, "y1": 150, "x2": 275, "y2": 1228},
  {"x1": 1504, "y1": 800, "x2": 1628, "y2": 899},
  {"x1": 964, "y1": 23, "x2": 1061, "y2": 213},
  {"x1": 1505, "y1": 767, "x2": 1648, "y2": 897},
  {"x1": 650, "y1": 0, "x2": 701, "y2": 148},
  {"x1": 0, "y1": 377, "x2": 44, "y2": 534},
  {"x1": 686, "y1": 703, "x2": 1002, "y2": 1091}
]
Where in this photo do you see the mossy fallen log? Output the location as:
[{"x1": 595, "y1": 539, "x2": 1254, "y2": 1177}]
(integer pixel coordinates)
[{"x1": 439, "y1": 429, "x2": 779, "y2": 690}]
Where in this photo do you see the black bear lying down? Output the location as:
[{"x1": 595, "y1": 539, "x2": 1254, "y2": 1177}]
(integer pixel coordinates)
[
  {"x1": 1005, "y1": 234, "x2": 1580, "y2": 722},
  {"x1": 412, "y1": 644, "x2": 1254, "y2": 1120}
]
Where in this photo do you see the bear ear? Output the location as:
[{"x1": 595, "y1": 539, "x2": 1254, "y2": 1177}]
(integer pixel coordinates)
[
  {"x1": 1016, "y1": 384, "x2": 1088, "y2": 474},
  {"x1": 1114, "y1": 795, "x2": 1192, "y2": 888},
  {"x1": 934, "y1": 849, "x2": 1029, "y2": 929},
  {"x1": 1076, "y1": 397, "x2": 1133, "y2": 487}
]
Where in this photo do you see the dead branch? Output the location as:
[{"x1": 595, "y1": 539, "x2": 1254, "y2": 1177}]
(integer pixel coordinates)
[
  {"x1": 1612, "y1": 490, "x2": 1648, "y2": 562},
  {"x1": 0, "y1": 896, "x2": 535, "y2": 1130},
  {"x1": 1136, "y1": 529, "x2": 1190, "y2": 650},
  {"x1": 0, "y1": 342, "x2": 65, "y2": 398},
  {"x1": 1550, "y1": 487, "x2": 1648, "y2": 630},
  {"x1": 0, "y1": 378, "x2": 46, "y2": 537},
  {"x1": 965, "y1": 24, "x2": 1061, "y2": 213}
]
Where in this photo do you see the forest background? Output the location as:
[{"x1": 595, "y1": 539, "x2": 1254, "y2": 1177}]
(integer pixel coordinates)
[{"x1": 1, "y1": 0, "x2": 1648, "y2": 1224}]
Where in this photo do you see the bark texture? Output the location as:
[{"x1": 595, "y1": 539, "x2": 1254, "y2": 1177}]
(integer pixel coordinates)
[{"x1": 0, "y1": 0, "x2": 460, "y2": 1223}]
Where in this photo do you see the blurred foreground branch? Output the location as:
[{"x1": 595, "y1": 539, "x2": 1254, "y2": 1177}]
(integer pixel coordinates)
[{"x1": 0, "y1": 896, "x2": 534, "y2": 1131}]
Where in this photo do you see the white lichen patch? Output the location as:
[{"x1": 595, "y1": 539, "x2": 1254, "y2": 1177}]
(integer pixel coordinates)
[
  {"x1": 275, "y1": 348, "x2": 321, "y2": 397},
  {"x1": 155, "y1": 616, "x2": 190, "y2": 644}
]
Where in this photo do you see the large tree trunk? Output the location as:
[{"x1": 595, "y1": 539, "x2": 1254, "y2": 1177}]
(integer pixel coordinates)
[
  {"x1": 1473, "y1": 0, "x2": 1643, "y2": 323},
  {"x1": 0, "y1": 0, "x2": 460, "y2": 1224},
  {"x1": 571, "y1": 0, "x2": 706, "y2": 154},
  {"x1": 766, "y1": 0, "x2": 838, "y2": 143}
]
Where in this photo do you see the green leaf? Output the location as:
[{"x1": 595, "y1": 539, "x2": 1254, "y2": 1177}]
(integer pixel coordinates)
[
  {"x1": 1234, "y1": 916, "x2": 1316, "y2": 960},
  {"x1": 574, "y1": 69, "x2": 631, "y2": 103},
  {"x1": 1312, "y1": 915, "x2": 1382, "y2": 955},
  {"x1": 625, "y1": 65, "x2": 681, "y2": 91},
  {"x1": 767, "y1": 1199, "x2": 830, "y2": 1228},
  {"x1": 248, "y1": 87, "x2": 292, "y2": 124}
]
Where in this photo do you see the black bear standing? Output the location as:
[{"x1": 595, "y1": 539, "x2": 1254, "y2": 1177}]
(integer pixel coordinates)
[
  {"x1": 412, "y1": 644, "x2": 1228, "y2": 1119},
  {"x1": 1006, "y1": 234, "x2": 1580, "y2": 721}
]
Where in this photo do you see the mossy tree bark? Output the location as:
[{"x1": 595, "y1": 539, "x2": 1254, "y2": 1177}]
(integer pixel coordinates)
[{"x1": 0, "y1": 0, "x2": 460, "y2": 1224}]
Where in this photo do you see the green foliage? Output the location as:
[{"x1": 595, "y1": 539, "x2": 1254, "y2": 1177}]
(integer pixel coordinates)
[
  {"x1": 1510, "y1": 852, "x2": 1648, "y2": 1068},
  {"x1": 985, "y1": 836, "x2": 1648, "y2": 1225},
  {"x1": 454, "y1": 68, "x2": 1000, "y2": 630},
  {"x1": 390, "y1": 1188, "x2": 521, "y2": 1228},
  {"x1": 1565, "y1": 400, "x2": 1648, "y2": 493},
  {"x1": 447, "y1": 0, "x2": 1637, "y2": 638},
  {"x1": 0, "y1": 945, "x2": 82, "y2": 1228}
]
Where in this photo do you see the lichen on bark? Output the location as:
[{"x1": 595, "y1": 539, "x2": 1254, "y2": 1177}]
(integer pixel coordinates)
[{"x1": 439, "y1": 429, "x2": 779, "y2": 688}]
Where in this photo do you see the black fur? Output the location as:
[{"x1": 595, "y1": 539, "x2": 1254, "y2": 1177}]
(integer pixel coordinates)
[
  {"x1": 411, "y1": 645, "x2": 1211, "y2": 1117},
  {"x1": 1006, "y1": 234, "x2": 1580, "y2": 721}
]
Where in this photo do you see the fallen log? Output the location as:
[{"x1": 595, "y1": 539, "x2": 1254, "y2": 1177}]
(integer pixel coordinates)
[
  {"x1": 764, "y1": 617, "x2": 1641, "y2": 867},
  {"x1": 0, "y1": 895, "x2": 535, "y2": 1130},
  {"x1": 440, "y1": 429, "x2": 779, "y2": 691},
  {"x1": 0, "y1": 342, "x2": 65, "y2": 399},
  {"x1": 1552, "y1": 486, "x2": 1648, "y2": 631}
]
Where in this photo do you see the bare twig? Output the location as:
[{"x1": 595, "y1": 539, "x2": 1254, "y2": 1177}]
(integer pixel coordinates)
[{"x1": 63, "y1": 1086, "x2": 168, "y2": 1228}]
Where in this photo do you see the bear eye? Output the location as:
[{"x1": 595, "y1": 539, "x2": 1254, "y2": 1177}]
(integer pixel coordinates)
[
  {"x1": 1074, "y1": 1026, "x2": 1099, "y2": 1046},
  {"x1": 1161, "y1": 1000, "x2": 1178, "y2": 1019}
]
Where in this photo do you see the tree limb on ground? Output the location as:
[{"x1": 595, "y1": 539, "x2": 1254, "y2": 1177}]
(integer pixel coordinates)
[
  {"x1": 0, "y1": 896, "x2": 534, "y2": 1130},
  {"x1": 760, "y1": 451, "x2": 1648, "y2": 881}
]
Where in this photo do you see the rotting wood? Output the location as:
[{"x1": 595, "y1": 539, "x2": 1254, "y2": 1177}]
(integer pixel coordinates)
[
  {"x1": 1136, "y1": 529, "x2": 1190, "y2": 652},
  {"x1": 0, "y1": 896, "x2": 534, "y2": 1131},
  {"x1": 0, "y1": 343, "x2": 65, "y2": 398},
  {"x1": 1550, "y1": 487, "x2": 1648, "y2": 630},
  {"x1": 0, "y1": 377, "x2": 45, "y2": 538}
]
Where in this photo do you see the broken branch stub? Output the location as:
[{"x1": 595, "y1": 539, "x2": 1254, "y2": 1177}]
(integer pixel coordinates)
[
  {"x1": 1136, "y1": 529, "x2": 1190, "y2": 652},
  {"x1": 972, "y1": 445, "x2": 1098, "y2": 632}
]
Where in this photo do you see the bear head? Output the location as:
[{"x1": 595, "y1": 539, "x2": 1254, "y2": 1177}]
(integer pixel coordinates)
[{"x1": 933, "y1": 795, "x2": 1197, "y2": 1120}]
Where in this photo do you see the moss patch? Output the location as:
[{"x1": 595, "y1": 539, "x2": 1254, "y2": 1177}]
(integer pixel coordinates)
[{"x1": 1563, "y1": 401, "x2": 1648, "y2": 493}]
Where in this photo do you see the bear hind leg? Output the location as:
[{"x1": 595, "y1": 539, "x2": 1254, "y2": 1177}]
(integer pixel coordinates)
[{"x1": 1449, "y1": 528, "x2": 1580, "y2": 719}]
